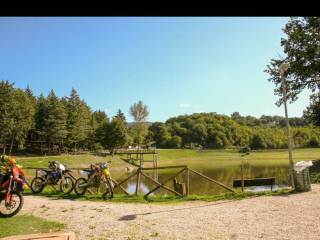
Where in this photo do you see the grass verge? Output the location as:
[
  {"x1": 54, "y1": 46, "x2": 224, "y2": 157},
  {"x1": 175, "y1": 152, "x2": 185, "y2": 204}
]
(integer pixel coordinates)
[
  {"x1": 24, "y1": 187, "x2": 291, "y2": 204},
  {"x1": 0, "y1": 214, "x2": 66, "y2": 238}
]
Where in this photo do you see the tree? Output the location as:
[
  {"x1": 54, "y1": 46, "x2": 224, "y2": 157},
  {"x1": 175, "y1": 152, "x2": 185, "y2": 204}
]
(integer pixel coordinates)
[
  {"x1": 34, "y1": 94, "x2": 48, "y2": 152},
  {"x1": 88, "y1": 110, "x2": 109, "y2": 150},
  {"x1": 266, "y1": 17, "x2": 320, "y2": 105},
  {"x1": 149, "y1": 122, "x2": 171, "y2": 148},
  {"x1": 103, "y1": 115, "x2": 129, "y2": 154},
  {"x1": 0, "y1": 81, "x2": 35, "y2": 153},
  {"x1": 25, "y1": 85, "x2": 37, "y2": 145},
  {"x1": 304, "y1": 93, "x2": 320, "y2": 126},
  {"x1": 250, "y1": 134, "x2": 266, "y2": 150},
  {"x1": 0, "y1": 81, "x2": 15, "y2": 150},
  {"x1": 115, "y1": 109, "x2": 126, "y2": 122},
  {"x1": 25, "y1": 85, "x2": 37, "y2": 106},
  {"x1": 66, "y1": 88, "x2": 91, "y2": 151},
  {"x1": 129, "y1": 101, "x2": 149, "y2": 146},
  {"x1": 43, "y1": 90, "x2": 68, "y2": 153},
  {"x1": 130, "y1": 100, "x2": 149, "y2": 122},
  {"x1": 9, "y1": 89, "x2": 35, "y2": 152},
  {"x1": 167, "y1": 135, "x2": 182, "y2": 148}
]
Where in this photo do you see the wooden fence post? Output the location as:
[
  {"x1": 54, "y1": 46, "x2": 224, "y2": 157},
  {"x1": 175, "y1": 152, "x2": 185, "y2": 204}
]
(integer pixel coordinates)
[
  {"x1": 135, "y1": 168, "x2": 141, "y2": 195},
  {"x1": 187, "y1": 167, "x2": 190, "y2": 195}
]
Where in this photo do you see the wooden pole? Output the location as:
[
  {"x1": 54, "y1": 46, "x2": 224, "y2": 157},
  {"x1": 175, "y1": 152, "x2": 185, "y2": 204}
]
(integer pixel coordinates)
[
  {"x1": 144, "y1": 167, "x2": 187, "y2": 196},
  {"x1": 187, "y1": 167, "x2": 190, "y2": 195},
  {"x1": 115, "y1": 171, "x2": 138, "y2": 187},
  {"x1": 241, "y1": 159, "x2": 244, "y2": 192},
  {"x1": 280, "y1": 63, "x2": 296, "y2": 189},
  {"x1": 188, "y1": 169, "x2": 235, "y2": 193},
  {"x1": 135, "y1": 169, "x2": 141, "y2": 195},
  {"x1": 141, "y1": 171, "x2": 183, "y2": 197},
  {"x1": 111, "y1": 178, "x2": 130, "y2": 196}
]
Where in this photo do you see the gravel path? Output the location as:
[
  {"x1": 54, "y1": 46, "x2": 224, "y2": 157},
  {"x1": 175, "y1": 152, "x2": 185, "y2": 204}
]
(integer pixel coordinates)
[{"x1": 20, "y1": 185, "x2": 320, "y2": 240}]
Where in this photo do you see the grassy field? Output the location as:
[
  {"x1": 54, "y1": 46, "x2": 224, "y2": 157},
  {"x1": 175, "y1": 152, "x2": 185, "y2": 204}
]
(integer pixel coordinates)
[
  {"x1": 16, "y1": 148, "x2": 320, "y2": 173},
  {"x1": 0, "y1": 215, "x2": 66, "y2": 238}
]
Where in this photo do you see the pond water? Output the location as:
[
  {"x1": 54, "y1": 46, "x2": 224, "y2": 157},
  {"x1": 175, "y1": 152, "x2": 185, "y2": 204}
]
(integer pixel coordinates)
[{"x1": 113, "y1": 163, "x2": 290, "y2": 195}]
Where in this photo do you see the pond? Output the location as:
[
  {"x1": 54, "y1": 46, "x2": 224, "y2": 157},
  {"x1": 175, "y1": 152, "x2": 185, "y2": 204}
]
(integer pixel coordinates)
[{"x1": 113, "y1": 162, "x2": 291, "y2": 195}]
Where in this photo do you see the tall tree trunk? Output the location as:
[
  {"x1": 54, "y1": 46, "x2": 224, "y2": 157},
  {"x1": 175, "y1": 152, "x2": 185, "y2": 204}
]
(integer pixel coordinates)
[{"x1": 9, "y1": 135, "x2": 14, "y2": 155}]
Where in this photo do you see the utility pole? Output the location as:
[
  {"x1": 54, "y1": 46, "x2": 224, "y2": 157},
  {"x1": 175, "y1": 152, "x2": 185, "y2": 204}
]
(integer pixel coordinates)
[{"x1": 279, "y1": 63, "x2": 295, "y2": 189}]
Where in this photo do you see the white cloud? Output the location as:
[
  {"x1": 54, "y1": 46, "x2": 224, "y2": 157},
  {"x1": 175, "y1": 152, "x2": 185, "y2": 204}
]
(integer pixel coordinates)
[
  {"x1": 179, "y1": 103, "x2": 191, "y2": 108},
  {"x1": 104, "y1": 108, "x2": 111, "y2": 113}
]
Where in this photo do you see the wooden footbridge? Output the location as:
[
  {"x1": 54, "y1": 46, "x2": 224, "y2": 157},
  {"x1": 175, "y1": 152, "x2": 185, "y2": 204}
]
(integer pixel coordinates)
[
  {"x1": 114, "y1": 148, "x2": 158, "y2": 168},
  {"x1": 114, "y1": 148, "x2": 159, "y2": 180}
]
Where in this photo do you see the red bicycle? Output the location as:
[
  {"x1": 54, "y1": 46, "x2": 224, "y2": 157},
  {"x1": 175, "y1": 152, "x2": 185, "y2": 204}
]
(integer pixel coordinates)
[{"x1": 0, "y1": 161, "x2": 27, "y2": 217}]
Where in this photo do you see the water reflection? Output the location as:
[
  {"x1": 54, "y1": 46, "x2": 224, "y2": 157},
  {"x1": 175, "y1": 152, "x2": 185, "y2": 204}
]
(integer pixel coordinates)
[{"x1": 126, "y1": 181, "x2": 151, "y2": 195}]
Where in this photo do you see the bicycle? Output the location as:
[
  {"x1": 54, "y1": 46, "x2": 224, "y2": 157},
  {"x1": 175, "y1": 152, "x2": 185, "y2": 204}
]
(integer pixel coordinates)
[{"x1": 74, "y1": 162, "x2": 113, "y2": 199}]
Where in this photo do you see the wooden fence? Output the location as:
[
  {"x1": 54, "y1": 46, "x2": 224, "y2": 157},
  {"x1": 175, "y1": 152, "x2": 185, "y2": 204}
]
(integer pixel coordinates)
[{"x1": 23, "y1": 165, "x2": 235, "y2": 196}]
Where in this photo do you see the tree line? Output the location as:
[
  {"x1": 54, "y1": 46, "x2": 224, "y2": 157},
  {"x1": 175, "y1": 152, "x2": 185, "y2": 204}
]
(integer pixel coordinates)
[
  {"x1": 0, "y1": 81, "x2": 149, "y2": 154},
  {"x1": 0, "y1": 80, "x2": 319, "y2": 153},
  {"x1": 148, "y1": 112, "x2": 320, "y2": 150}
]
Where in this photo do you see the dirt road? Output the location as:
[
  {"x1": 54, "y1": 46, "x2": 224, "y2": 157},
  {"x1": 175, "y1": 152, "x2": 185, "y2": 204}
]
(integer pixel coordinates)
[{"x1": 20, "y1": 185, "x2": 320, "y2": 240}]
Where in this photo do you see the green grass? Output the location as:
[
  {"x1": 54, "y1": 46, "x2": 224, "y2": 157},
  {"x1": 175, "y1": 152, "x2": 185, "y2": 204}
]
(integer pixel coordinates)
[
  {"x1": 0, "y1": 215, "x2": 66, "y2": 238},
  {"x1": 24, "y1": 187, "x2": 291, "y2": 204}
]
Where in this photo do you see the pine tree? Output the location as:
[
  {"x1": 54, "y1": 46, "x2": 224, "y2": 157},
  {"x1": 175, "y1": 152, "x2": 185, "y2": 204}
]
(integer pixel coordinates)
[
  {"x1": 44, "y1": 90, "x2": 68, "y2": 153},
  {"x1": 9, "y1": 89, "x2": 35, "y2": 153},
  {"x1": 115, "y1": 109, "x2": 126, "y2": 122},
  {"x1": 0, "y1": 81, "x2": 35, "y2": 153},
  {"x1": 0, "y1": 81, "x2": 15, "y2": 150},
  {"x1": 25, "y1": 85, "x2": 37, "y2": 145},
  {"x1": 34, "y1": 94, "x2": 47, "y2": 152},
  {"x1": 66, "y1": 88, "x2": 91, "y2": 151}
]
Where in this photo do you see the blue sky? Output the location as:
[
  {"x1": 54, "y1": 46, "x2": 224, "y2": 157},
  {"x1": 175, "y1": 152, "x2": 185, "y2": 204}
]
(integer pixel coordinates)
[{"x1": 0, "y1": 17, "x2": 311, "y2": 122}]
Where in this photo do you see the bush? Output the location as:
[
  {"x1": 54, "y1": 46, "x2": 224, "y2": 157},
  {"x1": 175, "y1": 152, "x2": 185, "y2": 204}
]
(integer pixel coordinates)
[
  {"x1": 309, "y1": 136, "x2": 320, "y2": 147},
  {"x1": 250, "y1": 134, "x2": 266, "y2": 149},
  {"x1": 239, "y1": 146, "x2": 251, "y2": 153}
]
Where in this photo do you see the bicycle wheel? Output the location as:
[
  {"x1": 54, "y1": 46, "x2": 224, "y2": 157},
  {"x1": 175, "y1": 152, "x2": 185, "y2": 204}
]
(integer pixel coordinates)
[
  {"x1": 60, "y1": 176, "x2": 74, "y2": 194},
  {"x1": 102, "y1": 178, "x2": 113, "y2": 200},
  {"x1": 30, "y1": 177, "x2": 45, "y2": 193},
  {"x1": 74, "y1": 178, "x2": 87, "y2": 195},
  {"x1": 0, "y1": 192, "x2": 24, "y2": 217}
]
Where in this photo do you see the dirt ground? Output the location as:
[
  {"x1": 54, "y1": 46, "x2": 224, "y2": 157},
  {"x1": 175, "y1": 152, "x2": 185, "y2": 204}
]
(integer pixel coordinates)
[{"x1": 20, "y1": 185, "x2": 320, "y2": 240}]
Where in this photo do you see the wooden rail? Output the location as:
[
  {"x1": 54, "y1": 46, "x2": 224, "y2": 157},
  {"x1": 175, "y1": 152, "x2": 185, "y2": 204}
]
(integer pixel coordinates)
[{"x1": 233, "y1": 177, "x2": 275, "y2": 190}]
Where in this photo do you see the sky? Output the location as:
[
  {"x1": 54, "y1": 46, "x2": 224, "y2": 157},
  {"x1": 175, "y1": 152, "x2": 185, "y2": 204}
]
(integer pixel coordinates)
[{"x1": 0, "y1": 17, "x2": 312, "y2": 122}]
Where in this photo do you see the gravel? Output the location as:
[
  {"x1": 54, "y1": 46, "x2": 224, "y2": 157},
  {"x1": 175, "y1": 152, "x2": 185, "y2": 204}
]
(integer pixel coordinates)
[{"x1": 20, "y1": 185, "x2": 320, "y2": 240}]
